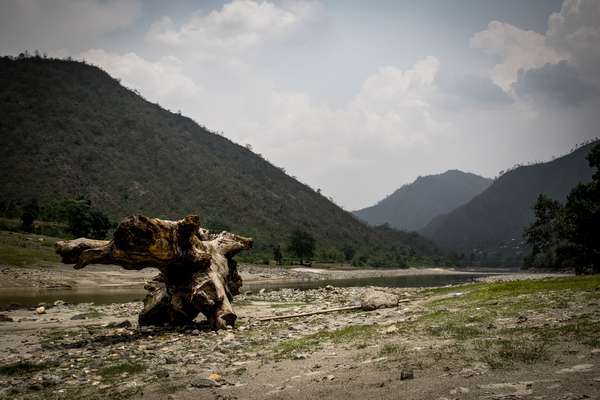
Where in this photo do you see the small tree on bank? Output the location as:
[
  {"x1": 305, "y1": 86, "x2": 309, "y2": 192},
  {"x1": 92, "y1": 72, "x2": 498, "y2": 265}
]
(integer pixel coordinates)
[
  {"x1": 524, "y1": 143, "x2": 600, "y2": 274},
  {"x1": 286, "y1": 229, "x2": 315, "y2": 265},
  {"x1": 272, "y1": 244, "x2": 283, "y2": 265}
]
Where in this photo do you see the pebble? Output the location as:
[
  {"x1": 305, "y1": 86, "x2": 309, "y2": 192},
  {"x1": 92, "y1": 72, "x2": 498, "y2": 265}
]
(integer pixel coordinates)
[
  {"x1": 35, "y1": 306, "x2": 46, "y2": 315},
  {"x1": 400, "y1": 370, "x2": 414, "y2": 380},
  {"x1": 190, "y1": 378, "x2": 220, "y2": 388}
]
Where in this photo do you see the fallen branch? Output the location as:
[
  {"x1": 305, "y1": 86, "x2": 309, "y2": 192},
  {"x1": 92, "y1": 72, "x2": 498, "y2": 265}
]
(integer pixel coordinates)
[
  {"x1": 258, "y1": 305, "x2": 362, "y2": 321},
  {"x1": 257, "y1": 298, "x2": 411, "y2": 322}
]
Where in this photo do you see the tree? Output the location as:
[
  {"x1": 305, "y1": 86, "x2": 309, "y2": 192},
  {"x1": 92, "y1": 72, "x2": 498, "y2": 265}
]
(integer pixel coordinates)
[
  {"x1": 524, "y1": 143, "x2": 600, "y2": 274},
  {"x1": 272, "y1": 244, "x2": 283, "y2": 265},
  {"x1": 20, "y1": 198, "x2": 40, "y2": 232},
  {"x1": 286, "y1": 229, "x2": 315, "y2": 265},
  {"x1": 561, "y1": 145, "x2": 600, "y2": 274},
  {"x1": 523, "y1": 194, "x2": 566, "y2": 269},
  {"x1": 342, "y1": 244, "x2": 355, "y2": 264},
  {"x1": 65, "y1": 198, "x2": 112, "y2": 239}
]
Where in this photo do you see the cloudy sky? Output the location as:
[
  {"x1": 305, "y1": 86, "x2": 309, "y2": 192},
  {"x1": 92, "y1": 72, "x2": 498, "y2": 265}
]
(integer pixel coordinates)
[{"x1": 1, "y1": 0, "x2": 599, "y2": 210}]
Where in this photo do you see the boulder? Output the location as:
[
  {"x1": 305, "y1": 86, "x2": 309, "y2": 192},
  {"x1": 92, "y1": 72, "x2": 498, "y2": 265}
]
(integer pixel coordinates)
[{"x1": 360, "y1": 289, "x2": 399, "y2": 311}]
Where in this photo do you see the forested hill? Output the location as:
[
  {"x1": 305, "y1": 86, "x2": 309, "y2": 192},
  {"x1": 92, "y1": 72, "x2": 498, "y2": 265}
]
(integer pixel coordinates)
[
  {"x1": 353, "y1": 170, "x2": 491, "y2": 231},
  {"x1": 0, "y1": 57, "x2": 439, "y2": 264},
  {"x1": 420, "y1": 142, "x2": 597, "y2": 265}
]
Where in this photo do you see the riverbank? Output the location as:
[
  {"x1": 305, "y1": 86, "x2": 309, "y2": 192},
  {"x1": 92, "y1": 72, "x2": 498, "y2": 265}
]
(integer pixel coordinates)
[
  {"x1": 0, "y1": 263, "x2": 496, "y2": 290},
  {"x1": 0, "y1": 274, "x2": 598, "y2": 400}
]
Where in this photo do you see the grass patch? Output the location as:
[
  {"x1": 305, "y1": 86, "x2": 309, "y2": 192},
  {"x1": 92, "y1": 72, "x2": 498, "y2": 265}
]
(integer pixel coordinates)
[
  {"x1": 525, "y1": 314, "x2": 600, "y2": 347},
  {"x1": 0, "y1": 360, "x2": 57, "y2": 376},
  {"x1": 475, "y1": 336, "x2": 549, "y2": 368},
  {"x1": 418, "y1": 310, "x2": 486, "y2": 340},
  {"x1": 428, "y1": 323, "x2": 483, "y2": 340},
  {"x1": 99, "y1": 361, "x2": 146, "y2": 379},
  {"x1": 273, "y1": 324, "x2": 379, "y2": 359},
  {"x1": 378, "y1": 343, "x2": 405, "y2": 357},
  {"x1": 431, "y1": 276, "x2": 600, "y2": 302},
  {"x1": 0, "y1": 230, "x2": 62, "y2": 265}
]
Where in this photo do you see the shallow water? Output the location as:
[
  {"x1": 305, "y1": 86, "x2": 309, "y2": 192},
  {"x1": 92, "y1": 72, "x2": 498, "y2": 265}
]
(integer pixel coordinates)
[
  {"x1": 0, "y1": 273, "x2": 489, "y2": 307},
  {"x1": 242, "y1": 273, "x2": 488, "y2": 292}
]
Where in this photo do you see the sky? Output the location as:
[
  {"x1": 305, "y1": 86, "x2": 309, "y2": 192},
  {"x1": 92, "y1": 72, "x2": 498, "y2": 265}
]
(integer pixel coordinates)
[{"x1": 1, "y1": 0, "x2": 599, "y2": 210}]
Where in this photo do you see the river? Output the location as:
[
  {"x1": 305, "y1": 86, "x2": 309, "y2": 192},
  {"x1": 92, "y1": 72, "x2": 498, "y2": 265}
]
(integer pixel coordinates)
[{"x1": 0, "y1": 273, "x2": 490, "y2": 307}]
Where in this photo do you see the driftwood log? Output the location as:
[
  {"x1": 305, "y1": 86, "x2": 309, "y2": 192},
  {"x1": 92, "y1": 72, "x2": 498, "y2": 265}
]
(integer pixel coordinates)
[{"x1": 55, "y1": 215, "x2": 252, "y2": 330}]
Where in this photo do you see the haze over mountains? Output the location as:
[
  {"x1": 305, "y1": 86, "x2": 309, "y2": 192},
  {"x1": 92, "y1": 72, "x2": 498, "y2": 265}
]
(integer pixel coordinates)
[
  {"x1": 421, "y1": 142, "x2": 597, "y2": 266},
  {"x1": 0, "y1": 57, "x2": 440, "y2": 264},
  {"x1": 353, "y1": 170, "x2": 492, "y2": 232}
]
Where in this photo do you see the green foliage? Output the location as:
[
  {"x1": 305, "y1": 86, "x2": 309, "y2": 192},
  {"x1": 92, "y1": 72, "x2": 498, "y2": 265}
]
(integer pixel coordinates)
[
  {"x1": 423, "y1": 142, "x2": 598, "y2": 267},
  {"x1": 342, "y1": 244, "x2": 355, "y2": 263},
  {"x1": 20, "y1": 198, "x2": 39, "y2": 232},
  {"x1": 286, "y1": 229, "x2": 315, "y2": 265},
  {"x1": 272, "y1": 244, "x2": 283, "y2": 265},
  {"x1": 524, "y1": 143, "x2": 600, "y2": 274},
  {"x1": 99, "y1": 361, "x2": 145, "y2": 379},
  {"x1": 0, "y1": 57, "x2": 441, "y2": 266}
]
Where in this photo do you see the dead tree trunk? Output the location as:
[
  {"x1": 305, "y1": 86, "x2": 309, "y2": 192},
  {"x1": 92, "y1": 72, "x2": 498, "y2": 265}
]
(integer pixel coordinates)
[{"x1": 55, "y1": 215, "x2": 252, "y2": 330}]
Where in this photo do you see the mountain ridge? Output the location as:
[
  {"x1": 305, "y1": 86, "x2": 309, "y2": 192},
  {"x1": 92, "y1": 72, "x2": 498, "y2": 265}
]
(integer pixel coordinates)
[
  {"x1": 353, "y1": 170, "x2": 492, "y2": 231},
  {"x1": 0, "y1": 56, "x2": 440, "y2": 264},
  {"x1": 420, "y1": 142, "x2": 598, "y2": 265}
]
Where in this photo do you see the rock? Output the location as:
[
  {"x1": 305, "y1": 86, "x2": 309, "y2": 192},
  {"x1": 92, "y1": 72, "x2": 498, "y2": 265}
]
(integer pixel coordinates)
[
  {"x1": 360, "y1": 289, "x2": 399, "y2": 311},
  {"x1": 384, "y1": 325, "x2": 398, "y2": 334},
  {"x1": 325, "y1": 285, "x2": 335, "y2": 291},
  {"x1": 155, "y1": 370, "x2": 169, "y2": 378},
  {"x1": 400, "y1": 370, "x2": 414, "y2": 380},
  {"x1": 293, "y1": 352, "x2": 308, "y2": 360},
  {"x1": 190, "y1": 378, "x2": 221, "y2": 388},
  {"x1": 325, "y1": 375, "x2": 335, "y2": 381},
  {"x1": 106, "y1": 320, "x2": 132, "y2": 328},
  {"x1": 259, "y1": 288, "x2": 266, "y2": 295},
  {"x1": 40, "y1": 375, "x2": 61, "y2": 387},
  {"x1": 53, "y1": 300, "x2": 65, "y2": 307},
  {"x1": 35, "y1": 306, "x2": 46, "y2": 315},
  {"x1": 0, "y1": 313, "x2": 13, "y2": 322},
  {"x1": 208, "y1": 372, "x2": 221, "y2": 382},
  {"x1": 556, "y1": 364, "x2": 594, "y2": 374},
  {"x1": 192, "y1": 329, "x2": 200, "y2": 335},
  {"x1": 516, "y1": 315, "x2": 528, "y2": 324},
  {"x1": 459, "y1": 362, "x2": 489, "y2": 378}
]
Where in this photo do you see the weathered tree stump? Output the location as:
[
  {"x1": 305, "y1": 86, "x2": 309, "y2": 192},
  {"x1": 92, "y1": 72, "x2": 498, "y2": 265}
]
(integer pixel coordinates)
[{"x1": 55, "y1": 215, "x2": 252, "y2": 330}]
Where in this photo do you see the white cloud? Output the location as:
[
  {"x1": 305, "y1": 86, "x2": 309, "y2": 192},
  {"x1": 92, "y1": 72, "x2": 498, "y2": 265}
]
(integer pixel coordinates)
[
  {"x1": 547, "y1": 0, "x2": 600, "y2": 84},
  {"x1": 469, "y1": 21, "x2": 563, "y2": 90},
  {"x1": 0, "y1": 0, "x2": 141, "y2": 54},
  {"x1": 471, "y1": 0, "x2": 600, "y2": 90},
  {"x1": 146, "y1": 0, "x2": 322, "y2": 58}
]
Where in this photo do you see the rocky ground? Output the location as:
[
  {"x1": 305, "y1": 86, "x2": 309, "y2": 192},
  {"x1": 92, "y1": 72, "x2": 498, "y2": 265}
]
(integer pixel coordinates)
[{"x1": 0, "y1": 275, "x2": 599, "y2": 400}]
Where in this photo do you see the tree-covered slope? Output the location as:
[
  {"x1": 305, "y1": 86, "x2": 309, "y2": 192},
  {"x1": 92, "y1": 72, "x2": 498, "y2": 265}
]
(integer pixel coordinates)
[
  {"x1": 420, "y1": 143, "x2": 597, "y2": 262},
  {"x1": 0, "y1": 57, "x2": 439, "y2": 263},
  {"x1": 353, "y1": 170, "x2": 492, "y2": 231}
]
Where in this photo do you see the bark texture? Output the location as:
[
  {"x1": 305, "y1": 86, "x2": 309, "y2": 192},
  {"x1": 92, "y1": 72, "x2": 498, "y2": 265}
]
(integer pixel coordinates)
[{"x1": 55, "y1": 215, "x2": 252, "y2": 329}]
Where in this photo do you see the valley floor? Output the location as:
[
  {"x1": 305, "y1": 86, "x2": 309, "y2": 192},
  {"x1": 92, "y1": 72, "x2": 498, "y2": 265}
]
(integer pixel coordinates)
[{"x1": 0, "y1": 274, "x2": 599, "y2": 399}]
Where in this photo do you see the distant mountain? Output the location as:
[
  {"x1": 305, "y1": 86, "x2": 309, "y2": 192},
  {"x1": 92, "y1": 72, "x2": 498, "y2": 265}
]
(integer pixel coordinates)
[
  {"x1": 353, "y1": 170, "x2": 492, "y2": 231},
  {"x1": 0, "y1": 57, "x2": 440, "y2": 264},
  {"x1": 421, "y1": 142, "x2": 597, "y2": 265}
]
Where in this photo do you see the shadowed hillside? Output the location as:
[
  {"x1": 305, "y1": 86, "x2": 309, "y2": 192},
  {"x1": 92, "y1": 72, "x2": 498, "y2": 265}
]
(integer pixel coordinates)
[
  {"x1": 421, "y1": 142, "x2": 597, "y2": 266},
  {"x1": 353, "y1": 170, "x2": 491, "y2": 231},
  {"x1": 0, "y1": 57, "x2": 440, "y2": 265}
]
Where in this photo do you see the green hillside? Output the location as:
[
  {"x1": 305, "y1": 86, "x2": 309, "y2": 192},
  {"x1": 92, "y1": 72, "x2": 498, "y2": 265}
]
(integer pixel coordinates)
[
  {"x1": 353, "y1": 170, "x2": 491, "y2": 231},
  {"x1": 0, "y1": 57, "x2": 440, "y2": 266},
  {"x1": 421, "y1": 142, "x2": 597, "y2": 266}
]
